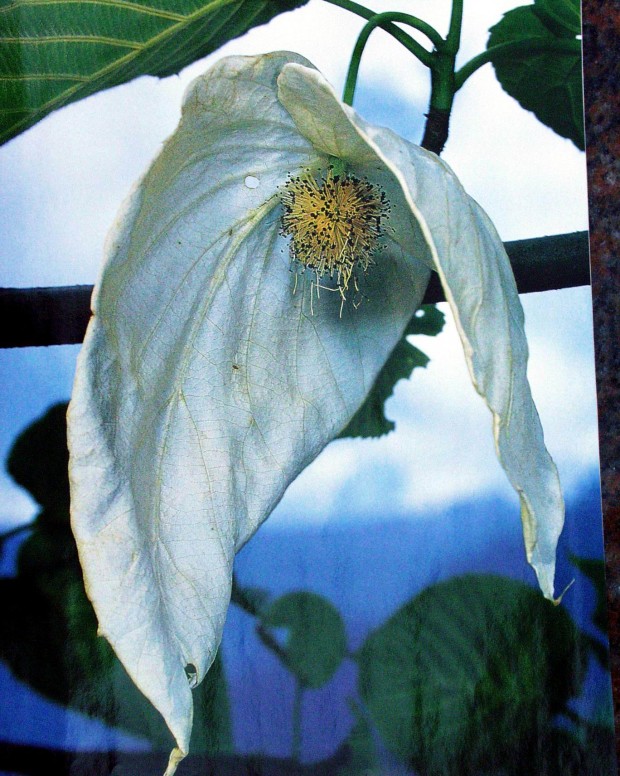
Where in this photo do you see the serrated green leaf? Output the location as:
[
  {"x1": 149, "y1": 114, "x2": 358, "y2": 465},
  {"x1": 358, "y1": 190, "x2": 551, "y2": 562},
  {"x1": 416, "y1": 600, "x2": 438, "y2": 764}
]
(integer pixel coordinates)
[
  {"x1": 488, "y1": 5, "x2": 584, "y2": 149},
  {"x1": 259, "y1": 592, "x2": 347, "y2": 689},
  {"x1": 0, "y1": 0, "x2": 308, "y2": 145},
  {"x1": 339, "y1": 304, "x2": 445, "y2": 439},
  {"x1": 534, "y1": 0, "x2": 582, "y2": 38},
  {"x1": 356, "y1": 574, "x2": 587, "y2": 775},
  {"x1": 407, "y1": 302, "x2": 444, "y2": 337}
]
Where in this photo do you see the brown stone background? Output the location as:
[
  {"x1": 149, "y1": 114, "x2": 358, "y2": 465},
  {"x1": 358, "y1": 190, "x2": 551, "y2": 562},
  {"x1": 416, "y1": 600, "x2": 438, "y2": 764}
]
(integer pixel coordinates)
[{"x1": 582, "y1": 0, "x2": 620, "y2": 761}]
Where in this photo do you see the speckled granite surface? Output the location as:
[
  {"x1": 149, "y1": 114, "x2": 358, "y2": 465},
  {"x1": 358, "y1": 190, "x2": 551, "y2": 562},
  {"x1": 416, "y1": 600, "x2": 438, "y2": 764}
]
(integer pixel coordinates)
[{"x1": 583, "y1": 0, "x2": 620, "y2": 754}]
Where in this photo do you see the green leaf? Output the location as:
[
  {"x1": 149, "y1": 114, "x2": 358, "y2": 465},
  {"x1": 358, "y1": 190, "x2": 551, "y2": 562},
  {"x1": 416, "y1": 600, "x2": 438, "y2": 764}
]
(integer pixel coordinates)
[
  {"x1": 488, "y1": 3, "x2": 584, "y2": 150},
  {"x1": 259, "y1": 592, "x2": 347, "y2": 689},
  {"x1": 1, "y1": 404, "x2": 232, "y2": 752},
  {"x1": 0, "y1": 0, "x2": 308, "y2": 145},
  {"x1": 356, "y1": 574, "x2": 588, "y2": 775},
  {"x1": 340, "y1": 304, "x2": 445, "y2": 439},
  {"x1": 534, "y1": 0, "x2": 582, "y2": 38}
]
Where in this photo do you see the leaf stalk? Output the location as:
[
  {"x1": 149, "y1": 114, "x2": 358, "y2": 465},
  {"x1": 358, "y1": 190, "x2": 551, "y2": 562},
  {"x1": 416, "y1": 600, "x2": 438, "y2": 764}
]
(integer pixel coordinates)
[
  {"x1": 342, "y1": 11, "x2": 440, "y2": 105},
  {"x1": 445, "y1": 0, "x2": 464, "y2": 54},
  {"x1": 455, "y1": 37, "x2": 582, "y2": 91}
]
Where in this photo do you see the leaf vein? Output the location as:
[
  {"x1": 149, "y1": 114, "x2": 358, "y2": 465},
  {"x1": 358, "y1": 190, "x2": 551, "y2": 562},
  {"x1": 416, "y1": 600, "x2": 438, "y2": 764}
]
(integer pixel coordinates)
[
  {"x1": 0, "y1": 0, "x2": 186, "y2": 21},
  {"x1": 0, "y1": 73, "x2": 89, "y2": 81},
  {"x1": 0, "y1": 35, "x2": 142, "y2": 48}
]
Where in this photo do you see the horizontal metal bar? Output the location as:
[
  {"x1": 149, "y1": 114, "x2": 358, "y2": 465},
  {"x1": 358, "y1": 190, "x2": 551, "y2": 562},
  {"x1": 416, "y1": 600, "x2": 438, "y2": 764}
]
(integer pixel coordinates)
[
  {"x1": 0, "y1": 231, "x2": 590, "y2": 348},
  {"x1": 0, "y1": 284, "x2": 93, "y2": 348},
  {"x1": 424, "y1": 230, "x2": 590, "y2": 302}
]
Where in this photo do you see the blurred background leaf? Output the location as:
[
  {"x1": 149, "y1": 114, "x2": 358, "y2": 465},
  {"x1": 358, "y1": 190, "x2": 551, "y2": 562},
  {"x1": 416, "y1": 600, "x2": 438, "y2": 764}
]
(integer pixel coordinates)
[
  {"x1": 570, "y1": 553, "x2": 610, "y2": 671},
  {"x1": 488, "y1": 0, "x2": 584, "y2": 150},
  {"x1": 335, "y1": 700, "x2": 380, "y2": 776},
  {"x1": 541, "y1": 720, "x2": 617, "y2": 776},
  {"x1": 0, "y1": 0, "x2": 308, "y2": 146},
  {"x1": 356, "y1": 574, "x2": 592, "y2": 775},
  {"x1": 0, "y1": 402, "x2": 232, "y2": 754},
  {"x1": 339, "y1": 305, "x2": 445, "y2": 439},
  {"x1": 570, "y1": 554, "x2": 608, "y2": 637},
  {"x1": 258, "y1": 591, "x2": 347, "y2": 689}
]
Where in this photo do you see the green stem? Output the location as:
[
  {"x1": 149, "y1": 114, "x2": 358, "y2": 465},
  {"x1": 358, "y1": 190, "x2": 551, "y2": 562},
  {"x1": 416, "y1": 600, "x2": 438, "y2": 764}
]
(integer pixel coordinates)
[
  {"x1": 323, "y1": 0, "x2": 435, "y2": 63},
  {"x1": 230, "y1": 576, "x2": 264, "y2": 617},
  {"x1": 292, "y1": 680, "x2": 304, "y2": 762},
  {"x1": 419, "y1": 0, "x2": 464, "y2": 152},
  {"x1": 445, "y1": 0, "x2": 464, "y2": 54},
  {"x1": 364, "y1": 10, "x2": 444, "y2": 51},
  {"x1": 455, "y1": 37, "x2": 581, "y2": 90},
  {"x1": 428, "y1": 52, "x2": 455, "y2": 113},
  {"x1": 255, "y1": 624, "x2": 289, "y2": 663},
  {"x1": 343, "y1": 11, "x2": 439, "y2": 105}
]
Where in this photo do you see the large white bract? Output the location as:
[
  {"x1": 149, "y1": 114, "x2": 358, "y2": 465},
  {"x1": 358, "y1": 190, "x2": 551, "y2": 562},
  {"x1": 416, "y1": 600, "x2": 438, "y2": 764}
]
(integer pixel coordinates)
[{"x1": 67, "y1": 52, "x2": 564, "y2": 774}]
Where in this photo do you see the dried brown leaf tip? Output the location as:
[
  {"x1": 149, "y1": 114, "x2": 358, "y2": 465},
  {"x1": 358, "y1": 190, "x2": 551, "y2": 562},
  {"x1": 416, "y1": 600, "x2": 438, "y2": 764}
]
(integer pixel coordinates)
[{"x1": 280, "y1": 165, "x2": 390, "y2": 311}]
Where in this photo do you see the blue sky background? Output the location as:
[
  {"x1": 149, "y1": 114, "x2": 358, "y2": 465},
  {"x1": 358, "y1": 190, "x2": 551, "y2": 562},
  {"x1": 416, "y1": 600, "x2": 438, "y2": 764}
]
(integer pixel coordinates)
[{"x1": 0, "y1": 0, "x2": 609, "y2": 766}]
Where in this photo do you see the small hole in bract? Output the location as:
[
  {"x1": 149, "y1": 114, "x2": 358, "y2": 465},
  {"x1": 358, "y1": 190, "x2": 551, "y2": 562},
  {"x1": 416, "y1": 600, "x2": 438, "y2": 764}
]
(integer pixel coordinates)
[
  {"x1": 244, "y1": 175, "x2": 260, "y2": 189},
  {"x1": 185, "y1": 663, "x2": 198, "y2": 687},
  {"x1": 415, "y1": 309, "x2": 425, "y2": 318}
]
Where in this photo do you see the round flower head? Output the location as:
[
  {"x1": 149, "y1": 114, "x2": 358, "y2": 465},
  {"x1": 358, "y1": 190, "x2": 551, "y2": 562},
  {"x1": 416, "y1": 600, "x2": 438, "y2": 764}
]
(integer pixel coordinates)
[
  {"x1": 68, "y1": 51, "x2": 564, "y2": 776},
  {"x1": 281, "y1": 166, "x2": 389, "y2": 309}
]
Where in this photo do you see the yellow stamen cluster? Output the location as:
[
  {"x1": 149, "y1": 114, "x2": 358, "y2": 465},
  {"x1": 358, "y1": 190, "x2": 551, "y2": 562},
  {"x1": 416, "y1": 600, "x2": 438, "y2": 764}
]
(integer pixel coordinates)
[{"x1": 280, "y1": 167, "x2": 389, "y2": 302}]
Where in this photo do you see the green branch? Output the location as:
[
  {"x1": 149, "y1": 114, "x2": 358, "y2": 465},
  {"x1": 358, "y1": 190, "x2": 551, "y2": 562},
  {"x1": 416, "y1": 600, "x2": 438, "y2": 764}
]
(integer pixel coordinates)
[
  {"x1": 455, "y1": 37, "x2": 581, "y2": 91},
  {"x1": 343, "y1": 11, "x2": 440, "y2": 105},
  {"x1": 323, "y1": 0, "x2": 435, "y2": 65}
]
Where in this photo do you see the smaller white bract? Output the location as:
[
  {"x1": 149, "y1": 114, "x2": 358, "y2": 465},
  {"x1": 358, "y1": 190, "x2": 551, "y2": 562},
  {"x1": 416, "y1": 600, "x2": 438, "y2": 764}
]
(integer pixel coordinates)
[{"x1": 67, "y1": 52, "x2": 564, "y2": 775}]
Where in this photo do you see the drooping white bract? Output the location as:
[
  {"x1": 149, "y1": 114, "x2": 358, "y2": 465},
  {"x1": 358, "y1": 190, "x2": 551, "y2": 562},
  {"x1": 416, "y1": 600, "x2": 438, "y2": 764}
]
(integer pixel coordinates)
[{"x1": 68, "y1": 52, "x2": 564, "y2": 774}]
